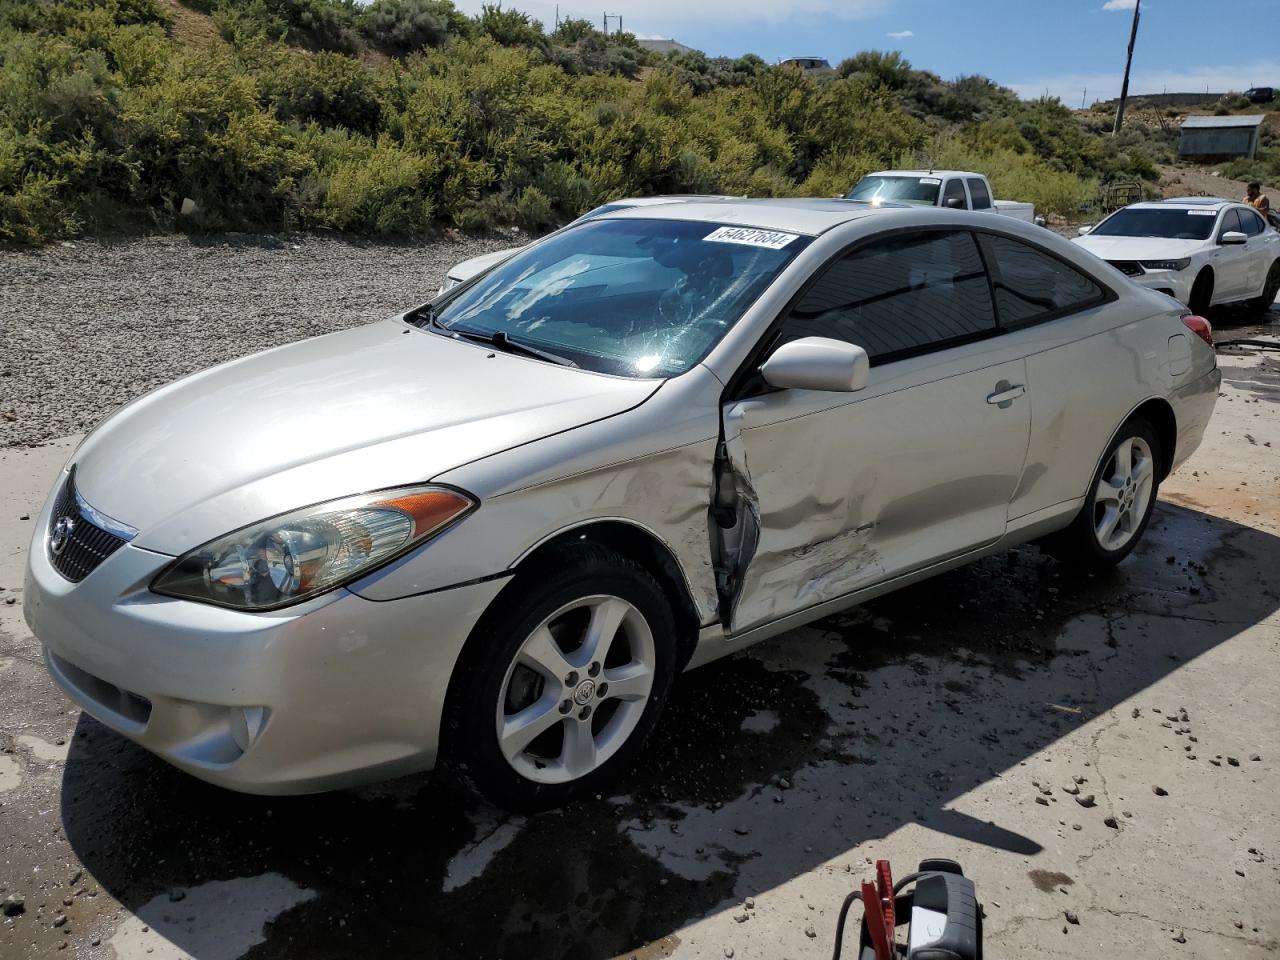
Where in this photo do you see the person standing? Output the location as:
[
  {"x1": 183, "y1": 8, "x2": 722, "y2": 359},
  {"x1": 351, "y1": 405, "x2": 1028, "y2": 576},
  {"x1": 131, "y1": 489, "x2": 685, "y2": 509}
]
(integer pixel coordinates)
[{"x1": 1244, "y1": 181, "x2": 1271, "y2": 216}]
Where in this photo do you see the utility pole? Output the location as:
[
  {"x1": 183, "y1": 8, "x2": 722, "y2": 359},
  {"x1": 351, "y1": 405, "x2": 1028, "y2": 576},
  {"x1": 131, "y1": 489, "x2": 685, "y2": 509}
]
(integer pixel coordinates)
[
  {"x1": 603, "y1": 12, "x2": 621, "y2": 34},
  {"x1": 1113, "y1": 0, "x2": 1140, "y2": 133}
]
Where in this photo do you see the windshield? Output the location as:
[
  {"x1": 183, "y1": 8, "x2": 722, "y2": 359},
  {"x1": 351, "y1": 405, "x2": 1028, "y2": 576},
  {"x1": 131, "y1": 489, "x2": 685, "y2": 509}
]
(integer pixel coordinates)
[
  {"x1": 847, "y1": 175, "x2": 941, "y2": 206},
  {"x1": 430, "y1": 219, "x2": 808, "y2": 378},
  {"x1": 1090, "y1": 208, "x2": 1218, "y2": 240}
]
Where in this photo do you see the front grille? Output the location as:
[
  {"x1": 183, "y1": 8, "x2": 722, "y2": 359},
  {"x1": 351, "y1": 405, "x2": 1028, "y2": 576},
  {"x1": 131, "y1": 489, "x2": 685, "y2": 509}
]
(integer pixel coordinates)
[
  {"x1": 47, "y1": 470, "x2": 128, "y2": 582},
  {"x1": 1107, "y1": 260, "x2": 1145, "y2": 277}
]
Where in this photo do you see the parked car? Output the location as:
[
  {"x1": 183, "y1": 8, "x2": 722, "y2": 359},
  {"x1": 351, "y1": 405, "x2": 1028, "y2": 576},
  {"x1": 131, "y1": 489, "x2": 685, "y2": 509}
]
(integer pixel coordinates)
[
  {"x1": 779, "y1": 56, "x2": 833, "y2": 75},
  {"x1": 439, "y1": 195, "x2": 739, "y2": 293},
  {"x1": 1073, "y1": 198, "x2": 1280, "y2": 314},
  {"x1": 848, "y1": 170, "x2": 1038, "y2": 222},
  {"x1": 1244, "y1": 86, "x2": 1274, "y2": 104},
  {"x1": 26, "y1": 200, "x2": 1220, "y2": 809}
]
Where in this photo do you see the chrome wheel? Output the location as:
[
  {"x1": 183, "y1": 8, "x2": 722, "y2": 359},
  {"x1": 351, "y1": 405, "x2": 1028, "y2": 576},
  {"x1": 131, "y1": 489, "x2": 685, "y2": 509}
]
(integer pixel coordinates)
[
  {"x1": 496, "y1": 595, "x2": 655, "y2": 785},
  {"x1": 1093, "y1": 435, "x2": 1155, "y2": 552}
]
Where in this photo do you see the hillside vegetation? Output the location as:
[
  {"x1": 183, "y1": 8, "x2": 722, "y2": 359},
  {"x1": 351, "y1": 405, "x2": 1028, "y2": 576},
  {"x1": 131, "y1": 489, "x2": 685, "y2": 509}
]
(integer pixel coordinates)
[{"x1": 1, "y1": 0, "x2": 1177, "y2": 244}]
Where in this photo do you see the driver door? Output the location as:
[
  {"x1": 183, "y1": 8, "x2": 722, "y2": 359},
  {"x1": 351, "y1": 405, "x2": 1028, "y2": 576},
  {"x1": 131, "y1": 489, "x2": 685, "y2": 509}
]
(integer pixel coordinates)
[{"x1": 719, "y1": 230, "x2": 1031, "y2": 634}]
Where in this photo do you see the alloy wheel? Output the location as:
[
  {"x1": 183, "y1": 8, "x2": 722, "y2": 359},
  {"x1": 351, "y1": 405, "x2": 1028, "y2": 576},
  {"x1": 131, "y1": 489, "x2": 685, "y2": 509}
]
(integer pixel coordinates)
[
  {"x1": 1093, "y1": 435, "x2": 1155, "y2": 552},
  {"x1": 496, "y1": 595, "x2": 656, "y2": 784}
]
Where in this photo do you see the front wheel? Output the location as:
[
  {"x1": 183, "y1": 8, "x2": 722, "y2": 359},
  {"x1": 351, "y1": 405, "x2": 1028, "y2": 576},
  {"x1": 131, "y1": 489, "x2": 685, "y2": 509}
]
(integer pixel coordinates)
[
  {"x1": 441, "y1": 545, "x2": 677, "y2": 810},
  {"x1": 1188, "y1": 269, "x2": 1214, "y2": 315},
  {"x1": 1045, "y1": 418, "x2": 1161, "y2": 569}
]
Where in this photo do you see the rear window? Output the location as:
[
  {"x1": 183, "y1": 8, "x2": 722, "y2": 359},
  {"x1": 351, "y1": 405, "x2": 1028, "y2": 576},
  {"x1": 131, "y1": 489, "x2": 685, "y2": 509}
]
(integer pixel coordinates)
[{"x1": 967, "y1": 178, "x2": 992, "y2": 209}]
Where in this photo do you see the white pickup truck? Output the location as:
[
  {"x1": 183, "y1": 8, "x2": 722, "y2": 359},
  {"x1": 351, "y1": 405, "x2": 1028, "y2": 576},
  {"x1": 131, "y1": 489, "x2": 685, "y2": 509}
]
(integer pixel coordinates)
[{"x1": 847, "y1": 170, "x2": 1038, "y2": 223}]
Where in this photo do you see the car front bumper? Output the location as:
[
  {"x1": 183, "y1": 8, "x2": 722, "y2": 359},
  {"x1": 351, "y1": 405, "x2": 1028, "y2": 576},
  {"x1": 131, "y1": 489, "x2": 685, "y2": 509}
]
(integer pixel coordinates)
[
  {"x1": 24, "y1": 484, "x2": 508, "y2": 795},
  {"x1": 1129, "y1": 269, "x2": 1195, "y2": 304}
]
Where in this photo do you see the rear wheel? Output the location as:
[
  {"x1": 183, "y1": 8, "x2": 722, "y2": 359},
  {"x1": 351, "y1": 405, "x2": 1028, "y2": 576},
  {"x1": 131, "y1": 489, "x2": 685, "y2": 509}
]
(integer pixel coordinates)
[
  {"x1": 1188, "y1": 269, "x2": 1214, "y2": 314},
  {"x1": 441, "y1": 544, "x2": 677, "y2": 810},
  {"x1": 1045, "y1": 418, "x2": 1161, "y2": 569},
  {"x1": 1249, "y1": 260, "x2": 1280, "y2": 314}
]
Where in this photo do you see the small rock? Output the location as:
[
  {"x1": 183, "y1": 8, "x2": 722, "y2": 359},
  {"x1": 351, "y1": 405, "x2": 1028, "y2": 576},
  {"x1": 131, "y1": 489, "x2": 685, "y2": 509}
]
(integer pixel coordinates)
[
  {"x1": 1064, "y1": 910, "x2": 1079, "y2": 925},
  {"x1": 67, "y1": 871, "x2": 81, "y2": 887},
  {"x1": 1249, "y1": 754, "x2": 1261, "y2": 762},
  {"x1": 2, "y1": 895, "x2": 25, "y2": 917},
  {"x1": 1072, "y1": 824, "x2": 1082, "y2": 831},
  {"x1": 744, "y1": 897, "x2": 754, "y2": 910},
  {"x1": 1035, "y1": 796, "x2": 1050, "y2": 806},
  {"x1": 168, "y1": 888, "x2": 186, "y2": 902},
  {"x1": 53, "y1": 914, "x2": 67, "y2": 928},
  {"x1": 778, "y1": 778, "x2": 791, "y2": 790},
  {"x1": 1152, "y1": 785, "x2": 1168, "y2": 797},
  {"x1": 733, "y1": 912, "x2": 749, "y2": 923},
  {"x1": 733, "y1": 826, "x2": 750, "y2": 836},
  {"x1": 1172, "y1": 931, "x2": 1187, "y2": 944},
  {"x1": 1104, "y1": 816, "x2": 1119, "y2": 829},
  {"x1": 1075, "y1": 794, "x2": 1097, "y2": 808},
  {"x1": 724, "y1": 948, "x2": 734, "y2": 959},
  {"x1": 1227, "y1": 757, "x2": 1240, "y2": 767},
  {"x1": 804, "y1": 924, "x2": 817, "y2": 939}
]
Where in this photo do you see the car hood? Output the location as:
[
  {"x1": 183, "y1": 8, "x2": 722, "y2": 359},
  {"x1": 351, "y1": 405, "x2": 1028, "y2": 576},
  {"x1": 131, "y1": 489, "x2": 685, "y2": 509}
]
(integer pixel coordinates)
[
  {"x1": 1072, "y1": 235, "x2": 1205, "y2": 261},
  {"x1": 448, "y1": 247, "x2": 521, "y2": 282},
  {"x1": 74, "y1": 319, "x2": 659, "y2": 555}
]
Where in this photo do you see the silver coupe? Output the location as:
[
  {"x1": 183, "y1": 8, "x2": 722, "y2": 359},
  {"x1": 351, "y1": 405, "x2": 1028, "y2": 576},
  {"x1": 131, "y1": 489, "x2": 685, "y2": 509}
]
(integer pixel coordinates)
[{"x1": 25, "y1": 199, "x2": 1220, "y2": 808}]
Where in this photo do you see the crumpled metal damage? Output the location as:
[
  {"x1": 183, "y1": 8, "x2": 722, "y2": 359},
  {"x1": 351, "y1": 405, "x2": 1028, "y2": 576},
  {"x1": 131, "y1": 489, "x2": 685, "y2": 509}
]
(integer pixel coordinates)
[{"x1": 712, "y1": 401, "x2": 883, "y2": 635}]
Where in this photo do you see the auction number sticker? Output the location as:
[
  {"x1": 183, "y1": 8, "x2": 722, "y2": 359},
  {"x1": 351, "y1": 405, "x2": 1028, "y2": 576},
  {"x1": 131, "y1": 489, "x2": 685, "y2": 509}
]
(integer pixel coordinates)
[
  {"x1": 1187, "y1": 210, "x2": 1216, "y2": 216},
  {"x1": 704, "y1": 226, "x2": 799, "y2": 249},
  {"x1": 919, "y1": 177, "x2": 942, "y2": 184}
]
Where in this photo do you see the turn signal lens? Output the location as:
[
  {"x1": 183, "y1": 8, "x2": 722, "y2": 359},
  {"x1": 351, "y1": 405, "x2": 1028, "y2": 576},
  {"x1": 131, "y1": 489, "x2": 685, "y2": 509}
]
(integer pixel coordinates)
[
  {"x1": 152, "y1": 486, "x2": 475, "y2": 610},
  {"x1": 1182, "y1": 314, "x2": 1213, "y2": 348}
]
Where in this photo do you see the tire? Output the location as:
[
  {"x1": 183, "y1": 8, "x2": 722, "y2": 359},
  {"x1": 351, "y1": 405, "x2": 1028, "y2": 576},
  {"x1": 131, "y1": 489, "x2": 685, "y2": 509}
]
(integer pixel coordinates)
[
  {"x1": 1045, "y1": 418, "x2": 1162, "y2": 569},
  {"x1": 440, "y1": 544, "x2": 677, "y2": 811},
  {"x1": 1248, "y1": 260, "x2": 1280, "y2": 315},
  {"x1": 1188, "y1": 269, "x2": 1214, "y2": 315}
]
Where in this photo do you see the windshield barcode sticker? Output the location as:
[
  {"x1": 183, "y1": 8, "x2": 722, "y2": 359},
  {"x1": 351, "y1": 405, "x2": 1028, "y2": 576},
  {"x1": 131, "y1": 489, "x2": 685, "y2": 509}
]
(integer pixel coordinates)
[
  {"x1": 704, "y1": 226, "x2": 799, "y2": 249},
  {"x1": 1187, "y1": 210, "x2": 1216, "y2": 216},
  {"x1": 919, "y1": 177, "x2": 942, "y2": 185}
]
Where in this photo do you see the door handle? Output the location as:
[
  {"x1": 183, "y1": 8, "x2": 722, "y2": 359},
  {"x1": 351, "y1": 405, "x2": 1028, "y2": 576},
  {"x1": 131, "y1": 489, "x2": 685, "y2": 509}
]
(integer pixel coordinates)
[{"x1": 986, "y1": 383, "x2": 1025, "y2": 406}]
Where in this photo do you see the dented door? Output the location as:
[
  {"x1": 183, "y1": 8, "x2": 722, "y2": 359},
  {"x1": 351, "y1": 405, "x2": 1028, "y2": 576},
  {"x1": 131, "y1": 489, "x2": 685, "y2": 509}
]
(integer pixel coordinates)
[{"x1": 716, "y1": 357, "x2": 1031, "y2": 634}]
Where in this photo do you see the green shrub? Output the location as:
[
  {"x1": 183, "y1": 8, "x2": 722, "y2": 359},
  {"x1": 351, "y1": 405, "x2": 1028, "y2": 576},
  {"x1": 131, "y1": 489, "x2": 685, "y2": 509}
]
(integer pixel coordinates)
[
  {"x1": 357, "y1": 0, "x2": 468, "y2": 54},
  {"x1": 266, "y1": 51, "x2": 381, "y2": 133}
]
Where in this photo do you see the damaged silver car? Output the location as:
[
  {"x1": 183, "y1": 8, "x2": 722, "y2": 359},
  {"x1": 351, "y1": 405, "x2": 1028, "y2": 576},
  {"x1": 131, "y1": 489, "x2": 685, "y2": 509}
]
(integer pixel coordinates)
[{"x1": 25, "y1": 199, "x2": 1220, "y2": 809}]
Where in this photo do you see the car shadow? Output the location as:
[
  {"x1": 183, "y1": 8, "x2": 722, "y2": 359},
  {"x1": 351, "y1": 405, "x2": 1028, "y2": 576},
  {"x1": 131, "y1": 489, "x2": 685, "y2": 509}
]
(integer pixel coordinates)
[{"x1": 58, "y1": 501, "x2": 1280, "y2": 959}]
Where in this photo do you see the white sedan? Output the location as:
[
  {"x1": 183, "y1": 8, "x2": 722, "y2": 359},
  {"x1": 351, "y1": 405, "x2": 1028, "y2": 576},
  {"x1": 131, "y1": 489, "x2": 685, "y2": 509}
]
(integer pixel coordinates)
[
  {"x1": 1074, "y1": 198, "x2": 1280, "y2": 313},
  {"x1": 26, "y1": 200, "x2": 1220, "y2": 809}
]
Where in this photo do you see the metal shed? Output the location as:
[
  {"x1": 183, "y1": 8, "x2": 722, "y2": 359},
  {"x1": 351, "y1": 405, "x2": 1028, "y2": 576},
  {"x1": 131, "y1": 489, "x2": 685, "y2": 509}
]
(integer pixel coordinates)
[{"x1": 1178, "y1": 114, "x2": 1266, "y2": 160}]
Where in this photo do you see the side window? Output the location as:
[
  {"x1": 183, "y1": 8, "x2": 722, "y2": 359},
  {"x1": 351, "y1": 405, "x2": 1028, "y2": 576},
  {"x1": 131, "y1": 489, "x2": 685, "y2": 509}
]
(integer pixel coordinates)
[
  {"x1": 1218, "y1": 208, "x2": 1242, "y2": 238},
  {"x1": 942, "y1": 179, "x2": 968, "y2": 209},
  {"x1": 1239, "y1": 208, "x2": 1264, "y2": 237},
  {"x1": 967, "y1": 178, "x2": 992, "y2": 209},
  {"x1": 980, "y1": 234, "x2": 1105, "y2": 328},
  {"x1": 778, "y1": 231, "x2": 996, "y2": 364}
]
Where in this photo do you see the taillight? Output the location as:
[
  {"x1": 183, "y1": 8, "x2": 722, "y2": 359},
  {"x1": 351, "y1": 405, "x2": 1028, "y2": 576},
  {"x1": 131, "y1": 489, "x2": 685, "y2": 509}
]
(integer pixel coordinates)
[{"x1": 1182, "y1": 314, "x2": 1213, "y2": 347}]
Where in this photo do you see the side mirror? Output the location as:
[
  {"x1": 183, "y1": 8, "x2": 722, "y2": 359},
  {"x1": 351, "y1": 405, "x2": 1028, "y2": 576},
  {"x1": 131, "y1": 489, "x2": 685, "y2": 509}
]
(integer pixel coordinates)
[
  {"x1": 1220, "y1": 230, "x2": 1247, "y2": 245},
  {"x1": 944, "y1": 197, "x2": 966, "y2": 209},
  {"x1": 759, "y1": 337, "x2": 870, "y2": 393},
  {"x1": 1077, "y1": 225, "x2": 1093, "y2": 236}
]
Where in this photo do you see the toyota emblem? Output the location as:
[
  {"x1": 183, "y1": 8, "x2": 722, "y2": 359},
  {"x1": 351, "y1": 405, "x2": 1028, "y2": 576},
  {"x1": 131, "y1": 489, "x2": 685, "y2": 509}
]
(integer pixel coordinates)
[{"x1": 50, "y1": 515, "x2": 75, "y2": 556}]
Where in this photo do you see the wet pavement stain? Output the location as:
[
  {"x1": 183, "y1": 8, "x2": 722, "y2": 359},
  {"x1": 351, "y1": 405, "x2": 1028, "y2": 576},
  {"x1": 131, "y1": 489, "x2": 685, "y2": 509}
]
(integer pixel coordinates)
[{"x1": 1028, "y1": 869, "x2": 1074, "y2": 894}]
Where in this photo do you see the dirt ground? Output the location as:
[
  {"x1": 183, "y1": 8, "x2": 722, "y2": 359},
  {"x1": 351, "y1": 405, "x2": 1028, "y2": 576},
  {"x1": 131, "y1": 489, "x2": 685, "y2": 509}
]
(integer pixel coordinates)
[{"x1": 1, "y1": 306, "x2": 1278, "y2": 959}]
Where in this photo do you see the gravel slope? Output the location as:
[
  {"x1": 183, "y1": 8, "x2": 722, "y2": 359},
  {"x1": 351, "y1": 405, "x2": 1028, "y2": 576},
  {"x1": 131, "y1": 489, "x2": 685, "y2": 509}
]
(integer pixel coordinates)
[{"x1": 0, "y1": 233, "x2": 517, "y2": 447}]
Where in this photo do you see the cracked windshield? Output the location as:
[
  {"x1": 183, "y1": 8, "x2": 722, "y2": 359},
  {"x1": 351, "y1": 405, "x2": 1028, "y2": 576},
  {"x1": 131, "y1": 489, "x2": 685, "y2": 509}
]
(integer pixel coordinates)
[{"x1": 431, "y1": 218, "x2": 808, "y2": 377}]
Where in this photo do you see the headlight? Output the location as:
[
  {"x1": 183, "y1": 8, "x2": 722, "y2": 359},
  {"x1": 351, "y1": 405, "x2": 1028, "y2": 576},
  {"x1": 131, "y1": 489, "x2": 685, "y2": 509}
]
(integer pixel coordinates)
[
  {"x1": 1141, "y1": 259, "x2": 1191, "y2": 272},
  {"x1": 151, "y1": 486, "x2": 475, "y2": 610}
]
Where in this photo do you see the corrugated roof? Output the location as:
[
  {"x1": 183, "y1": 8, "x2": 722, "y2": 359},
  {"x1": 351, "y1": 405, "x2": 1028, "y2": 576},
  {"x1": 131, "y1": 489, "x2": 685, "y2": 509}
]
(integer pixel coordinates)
[{"x1": 1181, "y1": 115, "x2": 1266, "y2": 129}]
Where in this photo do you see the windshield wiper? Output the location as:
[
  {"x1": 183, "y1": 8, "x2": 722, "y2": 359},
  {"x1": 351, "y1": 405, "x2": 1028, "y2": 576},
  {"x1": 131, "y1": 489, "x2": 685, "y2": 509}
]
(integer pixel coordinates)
[{"x1": 447, "y1": 328, "x2": 578, "y2": 368}]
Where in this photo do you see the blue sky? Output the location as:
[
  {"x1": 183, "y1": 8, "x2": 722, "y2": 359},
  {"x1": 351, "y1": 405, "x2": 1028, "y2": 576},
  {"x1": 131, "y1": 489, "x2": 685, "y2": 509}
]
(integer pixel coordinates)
[{"x1": 454, "y1": 0, "x2": 1280, "y2": 104}]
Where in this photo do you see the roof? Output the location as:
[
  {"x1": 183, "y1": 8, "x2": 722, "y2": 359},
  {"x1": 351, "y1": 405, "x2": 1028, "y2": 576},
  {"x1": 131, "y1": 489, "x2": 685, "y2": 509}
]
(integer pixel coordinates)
[
  {"x1": 866, "y1": 170, "x2": 986, "y2": 179},
  {"x1": 636, "y1": 38, "x2": 695, "y2": 55},
  {"x1": 1128, "y1": 199, "x2": 1234, "y2": 211},
  {"x1": 601, "y1": 197, "x2": 908, "y2": 236},
  {"x1": 1180, "y1": 115, "x2": 1266, "y2": 129}
]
